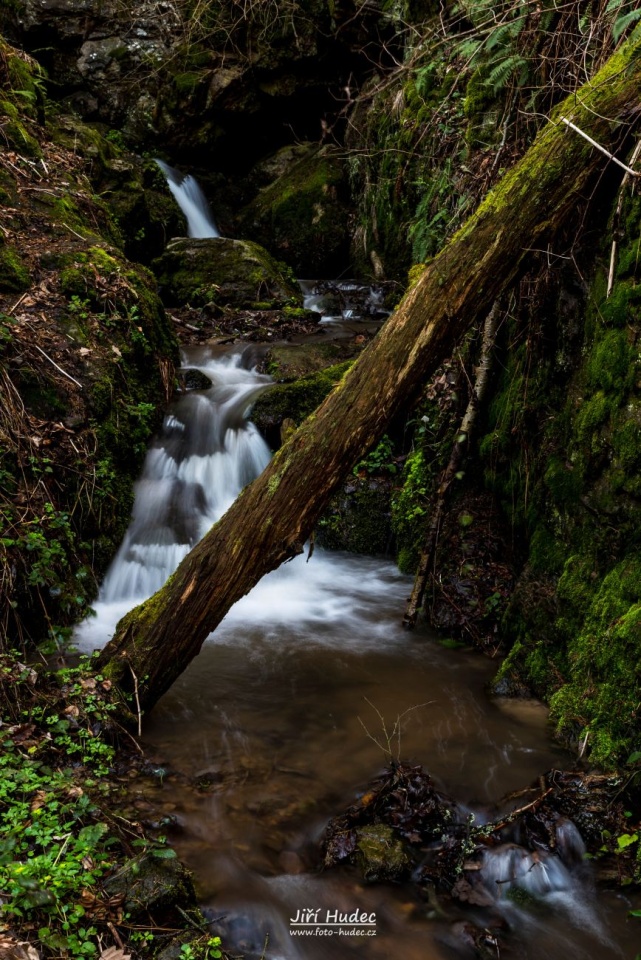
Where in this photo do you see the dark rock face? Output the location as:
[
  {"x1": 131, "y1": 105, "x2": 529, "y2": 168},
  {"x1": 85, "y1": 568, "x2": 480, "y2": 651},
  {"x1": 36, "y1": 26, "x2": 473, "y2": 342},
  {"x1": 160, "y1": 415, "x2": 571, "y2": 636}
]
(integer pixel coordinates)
[
  {"x1": 237, "y1": 143, "x2": 351, "y2": 276},
  {"x1": 1, "y1": 1, "x2": 398, "y2": 172},
  {"x1": 152, "y1": 237, "x2": 302, "y2": 309}
]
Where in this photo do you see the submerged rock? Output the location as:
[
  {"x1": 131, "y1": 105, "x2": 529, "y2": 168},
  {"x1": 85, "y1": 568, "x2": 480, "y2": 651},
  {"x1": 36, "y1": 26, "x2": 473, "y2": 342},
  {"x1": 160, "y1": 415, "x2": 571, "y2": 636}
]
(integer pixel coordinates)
[
  {"x1": 152, "y1": 237, "x2": 302, "y2": 309},
  {"x1": 355, "y1": 824, "x2": 411, "y2": 882}
]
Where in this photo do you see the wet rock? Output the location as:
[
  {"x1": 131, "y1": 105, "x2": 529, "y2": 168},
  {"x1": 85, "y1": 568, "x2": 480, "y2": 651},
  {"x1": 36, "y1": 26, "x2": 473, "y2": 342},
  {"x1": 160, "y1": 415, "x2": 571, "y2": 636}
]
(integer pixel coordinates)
[
  {"x1": 251, "y1": 359, "x2": 352, "y2": 449},
  {"x1": 156, "y1": 933, "x2": 200, "y2": 960},
  {"x1": 104, "y1": 851, "x2": 197, "y2": 923},
  {"x1": 152, "y1": 237, "x2": 302, "y2": 310},
  {"x1": 178, "y1": 368, "x2": 213, "y2": 392},
  {"x1": 355, "y1": 824, "x2": 411, "y2": 882},
  {"x1": 279, "y1": 850, "x2": 305, "y2": 874}
]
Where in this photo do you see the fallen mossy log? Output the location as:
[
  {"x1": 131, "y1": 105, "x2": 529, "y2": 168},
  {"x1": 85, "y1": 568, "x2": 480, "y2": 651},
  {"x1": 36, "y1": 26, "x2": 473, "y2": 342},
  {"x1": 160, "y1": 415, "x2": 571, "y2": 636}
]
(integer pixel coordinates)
[{"x1": 98, "y1": 34, "x2": 641, "y2": 714}]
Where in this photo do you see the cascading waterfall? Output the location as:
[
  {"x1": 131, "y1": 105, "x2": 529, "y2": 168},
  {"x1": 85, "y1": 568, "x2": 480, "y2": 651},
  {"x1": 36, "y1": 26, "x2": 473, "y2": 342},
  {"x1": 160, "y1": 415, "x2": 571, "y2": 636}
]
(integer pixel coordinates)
[
  {"x1": 101, "y1": 349, "x2": 271, "y2": 602},
  {"x1": 156, "y1": 159, "x2": 220, "y2": 238},
  {"x1": 76, "y1": 349, "x2": 271, "y2": 645}
]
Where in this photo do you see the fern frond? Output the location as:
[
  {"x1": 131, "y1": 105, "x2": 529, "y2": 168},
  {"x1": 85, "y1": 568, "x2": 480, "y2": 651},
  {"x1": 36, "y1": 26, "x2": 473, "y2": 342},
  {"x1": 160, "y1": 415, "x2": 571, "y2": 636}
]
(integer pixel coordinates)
[
  {"x1": 485, "y1": 17, "x2": 525, "y2": 52},
  {"x1": 486, "y1": 54, "x2": 527, "y2": 94},
  {"x1": 613, "y1": 7, "x2": 641, "y2": 41}
]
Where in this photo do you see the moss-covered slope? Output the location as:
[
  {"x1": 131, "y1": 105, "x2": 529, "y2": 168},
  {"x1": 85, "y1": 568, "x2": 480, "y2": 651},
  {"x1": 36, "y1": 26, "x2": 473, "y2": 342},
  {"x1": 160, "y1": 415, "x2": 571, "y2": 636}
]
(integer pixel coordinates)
[{"x1": 0, "y1": 38, "x2": 178, "y2": 647}]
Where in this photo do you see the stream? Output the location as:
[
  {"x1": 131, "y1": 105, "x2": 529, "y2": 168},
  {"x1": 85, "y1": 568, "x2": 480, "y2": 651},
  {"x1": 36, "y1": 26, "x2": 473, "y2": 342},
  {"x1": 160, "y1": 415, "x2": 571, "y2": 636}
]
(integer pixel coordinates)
[{"x1": 76, "y1": 334, "x2": 641, "y2": 960}]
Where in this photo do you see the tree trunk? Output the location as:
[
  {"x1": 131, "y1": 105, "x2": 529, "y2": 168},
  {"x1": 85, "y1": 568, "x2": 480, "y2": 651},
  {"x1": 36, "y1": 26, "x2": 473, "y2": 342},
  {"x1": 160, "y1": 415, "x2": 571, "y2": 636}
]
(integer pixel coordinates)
[
  {"x1": 403, "y1": 302, "x2": 500, "y2": 628},
  {"x1": 98, "y1": 35, "x2": 641, "y2": 713}
]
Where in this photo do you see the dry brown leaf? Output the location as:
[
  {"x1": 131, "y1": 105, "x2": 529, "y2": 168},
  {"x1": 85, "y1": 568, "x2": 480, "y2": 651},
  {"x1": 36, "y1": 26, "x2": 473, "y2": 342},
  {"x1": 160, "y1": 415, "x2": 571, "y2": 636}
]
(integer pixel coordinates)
[
  {"x1": 99, "y1": 946, "x2": 130, "y2": 960},
  {"x1": 30, "y1": 790, "x2": 48, "y2": 812},
  {"x1": 0, "y1": 935, "x2": 41, "y2": 960}
]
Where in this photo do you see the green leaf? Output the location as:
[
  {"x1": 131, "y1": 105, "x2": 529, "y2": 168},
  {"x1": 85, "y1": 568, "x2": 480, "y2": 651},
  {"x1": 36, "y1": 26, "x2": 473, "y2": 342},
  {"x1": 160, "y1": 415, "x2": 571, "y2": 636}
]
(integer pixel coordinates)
[
  {"x1": 613, "y1": 8, "x2": 641, "y2": 42},
  {"x1": 616, "y1": 832, "x2": 638, "y2": 850},
  {"x1": 152, "y1": 847, "x2": 177, "y2": 859}
]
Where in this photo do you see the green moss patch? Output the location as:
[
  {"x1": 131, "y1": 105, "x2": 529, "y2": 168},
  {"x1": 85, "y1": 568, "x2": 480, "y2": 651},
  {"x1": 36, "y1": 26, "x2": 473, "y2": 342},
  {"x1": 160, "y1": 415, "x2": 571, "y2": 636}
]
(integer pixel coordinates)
[
  {"x1": 152, "y1": 237, "x2": 301, "y2": 309},
  {"x1": 0, "y1": 244, "x2": 30, "y2": 292}
]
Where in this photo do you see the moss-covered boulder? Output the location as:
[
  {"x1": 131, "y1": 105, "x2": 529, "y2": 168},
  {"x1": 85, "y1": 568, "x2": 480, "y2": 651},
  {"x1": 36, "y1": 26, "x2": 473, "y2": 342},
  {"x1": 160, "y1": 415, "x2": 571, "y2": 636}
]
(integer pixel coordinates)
[
  {"x1": 152, "y1": 237, "x2": 302, "y2": 309},
  {"x1": 0, "y1": 242, "x2": 30, "y2": 292},
  {"x1": 355, "y1": 824, "x2": 411, "y2": 882},
  {"x1": 317, "y1": 476, "x2": 394, "y2": 556},
  {"x1": 251, "y1": 360, "x2": 351, "y2": 448},
  {"x1": 238, "y1": 144, "x2": 350, "y2": 276}
]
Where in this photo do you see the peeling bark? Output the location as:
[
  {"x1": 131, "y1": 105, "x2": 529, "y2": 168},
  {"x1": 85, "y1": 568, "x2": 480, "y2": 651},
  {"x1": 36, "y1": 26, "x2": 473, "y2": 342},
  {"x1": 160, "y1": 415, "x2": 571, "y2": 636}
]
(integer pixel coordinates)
[{"x1": 98, "y1": 35, "x2": 641, "y2": 714}]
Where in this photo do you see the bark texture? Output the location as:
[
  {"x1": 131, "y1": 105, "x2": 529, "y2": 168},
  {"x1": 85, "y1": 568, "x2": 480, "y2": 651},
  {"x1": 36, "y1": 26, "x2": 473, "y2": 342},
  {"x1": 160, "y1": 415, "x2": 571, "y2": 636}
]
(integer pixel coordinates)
[
  {"x1": 98, "y1": 36, "x2": 641, "y2": 712},
  {"x1": 403, "y1": 303, "x2": 500, "y2": 628}
]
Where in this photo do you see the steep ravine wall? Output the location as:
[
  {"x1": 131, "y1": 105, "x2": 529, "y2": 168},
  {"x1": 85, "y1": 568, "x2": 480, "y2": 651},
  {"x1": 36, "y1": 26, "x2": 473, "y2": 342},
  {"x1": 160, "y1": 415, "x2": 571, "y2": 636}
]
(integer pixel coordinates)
[{"x1": 0, "y1": 38, "x2": 179, "y2": 646}]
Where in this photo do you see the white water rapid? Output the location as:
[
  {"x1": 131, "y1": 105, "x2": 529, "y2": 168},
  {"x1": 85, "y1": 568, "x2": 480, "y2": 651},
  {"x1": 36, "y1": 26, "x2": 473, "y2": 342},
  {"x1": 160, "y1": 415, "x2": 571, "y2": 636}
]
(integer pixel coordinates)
[
  {"x1": 156, "y1": 159, "x2": 220, "y2": 238},
  {"x1": 77, "y1": 347, "x2": 272, "y2": 645}
]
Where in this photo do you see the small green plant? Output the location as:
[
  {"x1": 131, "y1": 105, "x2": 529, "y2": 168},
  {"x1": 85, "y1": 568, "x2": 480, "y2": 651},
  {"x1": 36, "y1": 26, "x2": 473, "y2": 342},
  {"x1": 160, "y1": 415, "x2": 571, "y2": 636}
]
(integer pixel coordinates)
[
  {"x1": 67, "y1": 295, "x2": 91, "y2": 319},
  {"x1": 180, "y1": 936, "x2": 223, "y2": 960},
  {"x1": 353, "y1": 435, "x2": 397, "y2": 476},
  {"x1": 0, "y1": 658, "x2": 121, "y2": 957},
  {"x1": 104, "y1": 128, "x2": 125, "y2": 150}
]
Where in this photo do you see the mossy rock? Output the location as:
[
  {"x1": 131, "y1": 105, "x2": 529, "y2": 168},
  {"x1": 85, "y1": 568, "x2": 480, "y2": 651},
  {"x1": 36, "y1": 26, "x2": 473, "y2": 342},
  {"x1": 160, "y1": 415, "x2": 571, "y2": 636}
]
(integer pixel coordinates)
[
  {"x1": 152, "y1": 237, "x2": 302, "y2": 309},
  {"x1": 355, "y1": 824, "x2": 411, "y2": 882},
  {"x1": 0, "y1": 244, "x2": 30, "y2": 292},
  {"x1": 104, "y1": 852, "x2": 197, "y2": 925},
  {"x1": 265, "y1": 342, "x2": 362, "y2": 380},
  {"x1": 251, "y1": 360, "x2": 351, "y2": 448},
  {"x1": 238, "y1": 143, "x2": 351, "y2": 276},
  {"x1": 318, "y1": 476, "x2": 395, "y2": 556}
]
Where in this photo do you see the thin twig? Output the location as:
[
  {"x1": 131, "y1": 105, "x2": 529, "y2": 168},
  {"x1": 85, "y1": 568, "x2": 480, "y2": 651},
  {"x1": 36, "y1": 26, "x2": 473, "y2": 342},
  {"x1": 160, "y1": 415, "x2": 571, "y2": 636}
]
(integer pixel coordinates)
[
  {"x1": 607, "y1": 137, "x2": 641, "y2": 297},
  {"x1": 129, "y1": 663, "x2": 143, "y2": 737},
  {"x1": 32, "y1": 343, "x2": 83, "y2": 389},
  {"x1": 486, "y1": 787, "x2": 554, "y2": 834},
  {"x1": 8, "y1": 293, "x2": 27, "y2": 315},
  {"x1": 560, "y1": 117, "x2": 641, "y2": 177},
  {"x1": 176, "y1": 905, "x2": 209, "y2": 933},
  {"x1": 60, "y1": 220, "x2": 90, "y2": 241}
]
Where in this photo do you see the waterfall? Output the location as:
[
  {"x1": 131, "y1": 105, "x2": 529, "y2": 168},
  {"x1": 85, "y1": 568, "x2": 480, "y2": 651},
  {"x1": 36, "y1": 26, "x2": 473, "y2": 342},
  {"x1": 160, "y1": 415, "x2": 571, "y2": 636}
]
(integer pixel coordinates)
[
  {"x1": 156, "y1": 159, "x2": 220, "y2": 238},
  {"x1": 99, "y1": 349, "x2": 271, "y2": 604}
]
